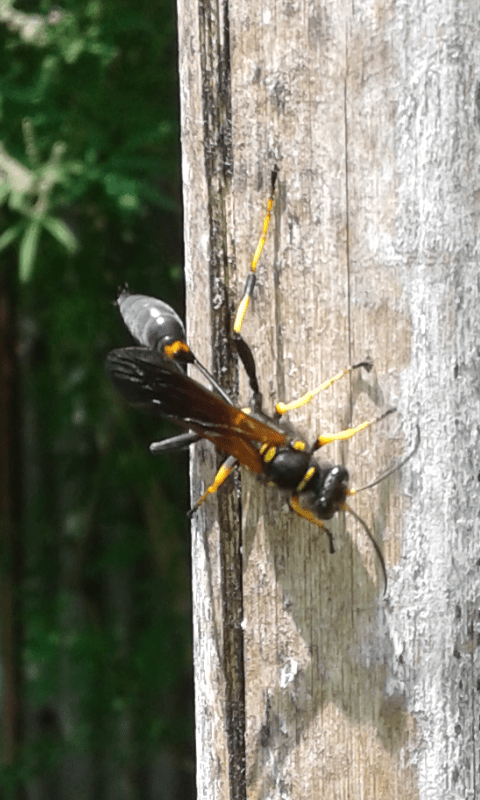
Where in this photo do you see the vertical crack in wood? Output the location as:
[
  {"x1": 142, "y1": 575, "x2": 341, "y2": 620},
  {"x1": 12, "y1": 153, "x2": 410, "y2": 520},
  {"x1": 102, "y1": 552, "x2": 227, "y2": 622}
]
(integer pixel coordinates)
[
  {"x1": 272, "y1": 177, "x2": 286, "y2": 407},
  {"x1": 197, "y1": 0, "x2": 246, "y2": 796},
  {"x1": 343, "y1": 24, "x2": 353, "y2": 407},
  {"x1": 343, "y1": 20, "x2": 357, "y2": 611}
]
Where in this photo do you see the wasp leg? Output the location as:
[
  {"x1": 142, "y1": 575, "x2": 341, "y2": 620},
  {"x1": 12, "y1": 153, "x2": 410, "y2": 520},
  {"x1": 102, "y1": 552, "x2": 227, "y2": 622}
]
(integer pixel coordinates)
[
  {"x1": 150, "y1": 432, "x2": 201, "y2": 453},
  {"x1": 188, "y1": 455, "x2": 237, "y2": 515},
  {"x1": 233, "y1": 167, "x2": 278, "y2": 337},
  {"x1": 275, "y1": 359, "x2": 373, "y2": 416},
  {"x1": 233, "y1": 334, "x2": 262, "y2": 411},
  {"x1": 232, "y1": 168, "x2": 278, "y2": 408},
  {"x1": 189, "y1": 356, "x2": 233, "y2": 405},
  {"x1": 289, "y1": 495, "x2": 335, "y2": 554},
  {"x1": 313, "y1": 407, "x2": 395, "y2": 451},
  {"x1": 168, "y1": 343, "x2": 233, "y2": 405}
]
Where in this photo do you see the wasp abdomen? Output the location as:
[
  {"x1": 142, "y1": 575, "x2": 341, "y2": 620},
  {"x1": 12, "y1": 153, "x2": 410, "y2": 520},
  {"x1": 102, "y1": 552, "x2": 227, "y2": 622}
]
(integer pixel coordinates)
[{"x1": 117, "y1": 291, "x2": 186, "y2": 354}]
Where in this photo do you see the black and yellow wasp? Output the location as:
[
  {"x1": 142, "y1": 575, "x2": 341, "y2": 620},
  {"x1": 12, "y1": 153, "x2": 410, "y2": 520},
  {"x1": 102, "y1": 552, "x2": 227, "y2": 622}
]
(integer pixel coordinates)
[{"x1": 106, "y1": 169, "x2": 418, "y2": 592}]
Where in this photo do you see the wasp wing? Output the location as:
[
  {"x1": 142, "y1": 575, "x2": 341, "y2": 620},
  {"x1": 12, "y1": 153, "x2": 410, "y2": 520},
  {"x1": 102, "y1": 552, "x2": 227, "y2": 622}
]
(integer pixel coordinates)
[{"x1": 106, "y1": 347, "x2": 287, "y2": 475}]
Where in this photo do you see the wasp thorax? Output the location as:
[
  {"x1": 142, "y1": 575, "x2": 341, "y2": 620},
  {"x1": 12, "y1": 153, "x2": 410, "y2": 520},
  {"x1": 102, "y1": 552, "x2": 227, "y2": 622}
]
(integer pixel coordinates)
[{"x1": 261, "y1": 446, "x2": 313, "y2": 489}]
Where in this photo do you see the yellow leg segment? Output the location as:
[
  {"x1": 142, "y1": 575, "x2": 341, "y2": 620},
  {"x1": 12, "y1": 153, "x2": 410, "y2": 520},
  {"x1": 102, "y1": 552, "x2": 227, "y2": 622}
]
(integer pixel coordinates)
[
  {"x1": 275, "y1": 362, "x2": 371, "y2": 415},
  {"x1": 233, "y1": 168, "x2": 278, "y2": 335},
  {"x1": 234, "y1": 295, "x2": 251, "y2": 335},
  {"x1": 316, "y1": 420, "x2": 371, "y2": 449},
  {"x1": 314, "y1": 407, "x2": 395, "y2": 451},
  {"x1": 190, "y1": 457, "x2": 236, "y2": 512},
  {"x1": 289, "y1": 496, "x2": 335, "y2": 553}
]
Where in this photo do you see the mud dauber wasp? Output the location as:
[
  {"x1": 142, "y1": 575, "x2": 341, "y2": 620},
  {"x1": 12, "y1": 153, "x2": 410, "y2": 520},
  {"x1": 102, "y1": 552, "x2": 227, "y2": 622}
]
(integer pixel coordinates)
[{"x1": 106, "y1": 168, "x2": 419, "y2": 593}]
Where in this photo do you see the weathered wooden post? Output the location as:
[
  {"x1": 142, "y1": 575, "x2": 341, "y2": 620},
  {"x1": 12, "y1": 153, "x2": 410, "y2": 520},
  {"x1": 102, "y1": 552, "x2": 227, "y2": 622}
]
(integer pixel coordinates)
[{"x1": 177, "y1": 0, "x2": 480, "y2": 796}]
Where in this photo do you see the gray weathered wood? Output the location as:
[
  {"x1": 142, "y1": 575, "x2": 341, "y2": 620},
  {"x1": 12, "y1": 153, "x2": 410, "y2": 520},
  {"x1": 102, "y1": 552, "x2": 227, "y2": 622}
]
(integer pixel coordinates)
[{"x1": 176, "y1": 0, "x2": 480, "y2": 796}]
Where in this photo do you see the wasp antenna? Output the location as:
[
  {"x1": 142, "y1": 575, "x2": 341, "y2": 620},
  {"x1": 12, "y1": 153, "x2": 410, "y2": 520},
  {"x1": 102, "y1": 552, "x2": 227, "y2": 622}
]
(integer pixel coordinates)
[
  {"x1": 344, "y1": 504, "x2": 387, "y2": 595},
  {"x1": 351, "y1": 423, "x2": 420, "y2": 495}
]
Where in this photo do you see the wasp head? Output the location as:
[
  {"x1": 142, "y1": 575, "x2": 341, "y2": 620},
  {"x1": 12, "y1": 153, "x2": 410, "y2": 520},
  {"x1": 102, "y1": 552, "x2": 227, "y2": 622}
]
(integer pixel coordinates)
[{"x1": 306, "y1": 464, "x2": 349, "y2": 520}]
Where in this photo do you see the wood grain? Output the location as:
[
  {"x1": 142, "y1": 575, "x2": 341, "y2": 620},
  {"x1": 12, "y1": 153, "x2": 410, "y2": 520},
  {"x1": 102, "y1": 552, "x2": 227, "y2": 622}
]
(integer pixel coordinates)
[{"x1": 176, "y1": 0, "x2": 480, "y2": 796}]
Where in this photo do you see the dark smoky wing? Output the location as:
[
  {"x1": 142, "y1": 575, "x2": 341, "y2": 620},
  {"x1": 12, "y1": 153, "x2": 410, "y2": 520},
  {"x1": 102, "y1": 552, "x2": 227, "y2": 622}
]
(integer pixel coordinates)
[
  {"x1": 106, "y1": 347, "x2": 190, "y2": 416},
  {"x1": 106, "y1": 347, "x2": 284, "y2": 438},
  {"x1": 106, "y1": 347, "x2": 233, "y2": 425},
  {"x1": 105, "y1": 348, "x2": 288, "y2": 473}
]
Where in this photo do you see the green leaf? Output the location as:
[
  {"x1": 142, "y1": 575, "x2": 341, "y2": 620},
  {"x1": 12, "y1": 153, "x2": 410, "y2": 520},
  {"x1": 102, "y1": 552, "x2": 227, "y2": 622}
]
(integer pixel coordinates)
[
  {"x1": 19, "y1": 220, "x2": 41, "y2": 282},
  {"x1": 42, "y1": 216, "x2": 78, "y2": 253},
  {"x1": 0, "y1": 223, "x2": 23, "y2": 253},
  {"x1": 0, "y1": 182, "x2": 10, "y2": 206},
  {"x1": 103, "y1": 172, "x2": 138, "y2": 199},
  {"x1": 117, "y1": 194, "x2": 139, "y2": 211}
]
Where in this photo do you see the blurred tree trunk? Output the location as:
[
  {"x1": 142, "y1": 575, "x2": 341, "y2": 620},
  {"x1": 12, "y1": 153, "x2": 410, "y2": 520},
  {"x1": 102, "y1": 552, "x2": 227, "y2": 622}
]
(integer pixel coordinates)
[
  {"x1": 177, "y1": 0, "x2": 480, "y2": 797},
  {"x1": 0, "y1": 270, "x2": 24, "y2": 798}
]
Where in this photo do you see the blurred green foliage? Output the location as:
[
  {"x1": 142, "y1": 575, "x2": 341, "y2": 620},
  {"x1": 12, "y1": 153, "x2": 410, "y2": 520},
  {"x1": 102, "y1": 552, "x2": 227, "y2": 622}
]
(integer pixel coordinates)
[{"x1": 1, "y1": 1, "x2": 194, "y2": 797}]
